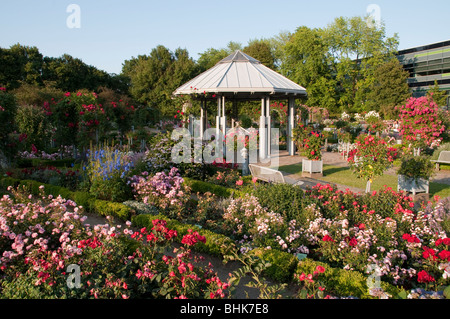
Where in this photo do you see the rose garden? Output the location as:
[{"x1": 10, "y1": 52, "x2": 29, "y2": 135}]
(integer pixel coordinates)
[{"x1": 1, "y1": 84, "x2": 450, "y2": 300}]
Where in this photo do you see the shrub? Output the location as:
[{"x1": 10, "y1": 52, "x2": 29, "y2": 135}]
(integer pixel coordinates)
[
  {"x1": 398, "y1": 96, "x2": 446, "y2": 149},
  {"x1": 130, "y1": 167, "x2": 191, "y2": 220},
  {"x1": 295, "y1": 258, "x2": 401, "y2": 299},
  {"x1": 347, "y1": 134, "x2": 394, "y2": 192},
  {"x1": 15, "y1": 104, "x2": 50, "y2": 151},
  {"x1": 250, "y1": 248, "x2": 298, "y2": 283},
  {"x1": 131, "y1": 214, "x2": 237, "y2": 258},
  {"x1": 86, "y1": 146, "x2": 134, "y2": 202},
  {"x1": 0, "y1": 88, "x2": 18, "y2": 158},
  {"x1": 252, "y1": 183, "x2": 305, "y2": 223},
  {"x1": 398, "y1": 154, "x2": 435, "y2": 180}
]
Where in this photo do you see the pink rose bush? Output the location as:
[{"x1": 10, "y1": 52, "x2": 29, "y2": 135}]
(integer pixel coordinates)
[
  {"x1": 130, "y1": 167, "x2": 191, "y2": 219},
  {"x1": 397, "y1": 96, "x2": 445, "y2": 149}
]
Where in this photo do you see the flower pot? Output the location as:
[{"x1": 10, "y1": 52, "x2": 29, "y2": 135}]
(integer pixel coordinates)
[
  {"x1": 397, "y1": 175, "x2": 429, "y2": 195},
  {"x1": 302, "y1": 159, "x2": 323, "y2": 178}
]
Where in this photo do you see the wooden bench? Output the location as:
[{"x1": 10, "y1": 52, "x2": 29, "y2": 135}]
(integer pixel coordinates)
[
  {"x1": 249, "y1": 164, "x2": 304, "y2": 187},
  {"x1": 431, "y1": 151, "x2": 450, "y2": 170}
]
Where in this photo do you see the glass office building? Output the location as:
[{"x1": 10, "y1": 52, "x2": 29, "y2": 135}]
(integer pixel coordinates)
[{"x1": 397, "y1": 40, "x2": 450, "y2": 107}]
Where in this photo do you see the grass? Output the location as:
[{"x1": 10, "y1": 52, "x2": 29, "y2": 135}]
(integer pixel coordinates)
[{"x1": 279, "y1": 163, "x2": 450, "y2": 199}]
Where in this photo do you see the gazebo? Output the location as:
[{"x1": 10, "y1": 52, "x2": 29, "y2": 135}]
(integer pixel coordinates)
[{"x1": 173, "y1": 50, "x2": 307, "y2": 160}]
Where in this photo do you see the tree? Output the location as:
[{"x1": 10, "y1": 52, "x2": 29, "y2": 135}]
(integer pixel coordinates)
[
  {"x1": 243, "y1": 39, "x2": 275, "y2": 69},
  {"x1": 325, "y1": 16, "x2": 399, "y2": 112},
  {"x1": 427, "y1": 80, "x2": 447, "y2": 107},
  {"x1": 0, "y1": 44, "x2": 43, "y2": 89},
  {"x1": 281, "y1": 26, "x2": 337, "y2": 113},
  {"x1": 196, "y1": 41, "x2": 242, "y2": 72},
  {"x1": 122, "y1": 45, "x2": 199, "y2": 116},
  {"x1": 365, "y1": 58, "x2": 411, "y2": 119}
]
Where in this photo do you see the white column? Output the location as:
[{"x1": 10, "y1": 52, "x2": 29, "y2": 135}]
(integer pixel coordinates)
[
  {"x1": 266, "y1": 97, "x2": 271, "y2": 159},
  {"x1": 216, "y1": 97, "x2": 221, "y2": 156},
  {"x1": 288, "y1": 96, "x2": 296, "y2": 156},
  {"x1": 200, "y1": 100, "x2": 205, "y2": 140},
  {"x1": 221, "y1": 96, "x2": 227, "y2": 160},
  {"x1": 259, "y1": 97, "x2": 266, "y2": 160}
]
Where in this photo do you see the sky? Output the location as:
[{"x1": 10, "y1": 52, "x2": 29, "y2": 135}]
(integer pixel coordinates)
[{"x1": 1, "y1": 0, "x2": 449, "y2": 75}]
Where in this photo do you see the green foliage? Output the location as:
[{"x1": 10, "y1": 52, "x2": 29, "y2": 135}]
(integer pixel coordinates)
[
  {"x1": 281, "y1": 26, "x2": 337, "y2": 113},
  {"x1": 243, "y1": 39, "x2": 276, "y2": 69},
  {"x1": 295, "y1": 258, "x2": 400, "y2": 299},
  {"x1": 250, "y1": 248, "x2": 298, "y2": 283},
  {"x1": 184, "y1": 177, "x2": 239, "y2": 198},
  {"x1": 398, "y1": 155, "x2": 435, "y2": 180},
  {"x1": 0, "y1": 89, "x2": 18, "y2": 157},
  {"x1": 252, "y1": 182, "x2": 305, "y2": 222},
  {"x1": 91, "y1": 199, "x2": 133, "y2": 221},
  {"x1": 365, "y1": 59, "x2": 411, "y2": 118},
  {"x1": 15, "y1": 104, "x2": 50, "y2": 150},
  {"x1": 122, "y1": 46, "x2": 199, "y2": 116}
]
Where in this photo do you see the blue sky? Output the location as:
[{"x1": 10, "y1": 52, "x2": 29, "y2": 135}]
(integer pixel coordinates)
[{"x1": 1, "y1": 0, "x2": 449, "y2": 74}]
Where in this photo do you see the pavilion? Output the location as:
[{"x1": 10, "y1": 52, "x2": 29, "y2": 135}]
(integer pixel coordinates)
[{"x1": 173, "y1": 50, "x2": 307, "y2": 159}]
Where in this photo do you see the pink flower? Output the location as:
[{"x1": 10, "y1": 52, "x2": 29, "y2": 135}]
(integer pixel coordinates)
[{"x1": 236, "y1": 179, "x2": 244, "y2": 186}]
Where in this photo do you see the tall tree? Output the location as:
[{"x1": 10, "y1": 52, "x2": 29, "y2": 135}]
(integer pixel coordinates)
[
  {"x1": 122, "y1": 45, "x2": 199, "y2": 116},
  {"x1": 325, "y1": 16, "x2": 399, "y2": 112},
  {"x1": 243, "y1": 39, "x2": 275, "y2": 69},
  {"x1": 196, "y1": 41, "x2": 242, "y2": 72},
  {"x1": 281, "y1": 26, "x2": 337, "y2": 112},
  {"x1": 365, "y1": 58, "x2": 411, "y2": 119},
  {"x1": 0, "y1": 44, "x2": 43, "y2": 89},
  {"x1": 427, "y1": 80, "x2": 448, "y2": 107}
]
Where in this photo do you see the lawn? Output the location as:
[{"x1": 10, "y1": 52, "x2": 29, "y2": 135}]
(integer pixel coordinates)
[{"x1": 279, "y1": 163, "x2": 450, "y2": 199}]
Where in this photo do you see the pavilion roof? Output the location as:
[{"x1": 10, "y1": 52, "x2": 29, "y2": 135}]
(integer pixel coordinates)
[{"x1": 173, "y1": 50, "x2": 307, "y2": 99}]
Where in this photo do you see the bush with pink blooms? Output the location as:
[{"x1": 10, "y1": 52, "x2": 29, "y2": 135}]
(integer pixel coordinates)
[
  {"x1": 397, "y1": 96, "x2": 446, "y2": 150},
  {"x1": 130, "y1": 167, "x2": 191, "y2": 219}
]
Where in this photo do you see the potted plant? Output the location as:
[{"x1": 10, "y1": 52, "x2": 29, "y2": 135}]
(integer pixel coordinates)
[
  {"x1": 397, "y1": 155, "x2": 434, "y2": 195},
  {"x1": 302, "y1": 131, "x2": 324, "y2": 177}
]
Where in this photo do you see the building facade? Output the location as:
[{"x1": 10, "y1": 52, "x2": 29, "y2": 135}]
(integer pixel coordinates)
[{"x1": 397, "y1": 40, "x2": 450, "y2": 107}]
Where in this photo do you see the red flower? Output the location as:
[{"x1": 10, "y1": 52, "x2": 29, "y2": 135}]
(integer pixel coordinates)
[
  {"x1": 438, "y1": 250, "x2": 450, "y2": 261},
  {"x1": 417, "y1": 270, "x2": 435, "y2": 284},
  {"x1": 422, "y1": 247, "x2": 438, "y2": 261},
  {"x1": 402, "y1": 233, "x2": 420, "y2": 244},
  {"x1": 316, "y1": 266, "x2": 325, "y2": 273},
  {"x1": 322, "y1": 235, "x2": 335, "y2": 243}
]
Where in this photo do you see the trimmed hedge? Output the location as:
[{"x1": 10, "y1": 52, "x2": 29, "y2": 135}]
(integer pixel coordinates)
[
  {"x1": 183, "y1": 177, "x2": 247, "y2": 198},
  {"x1": 250, "y1": 248, "x2": 299, "y2": 283},
  {"x1": 0, "y1": 177, "x2": 133, "y2": 221},
  {"x1": 16, "y1": 158, "x2": 77, "y2": 168}
]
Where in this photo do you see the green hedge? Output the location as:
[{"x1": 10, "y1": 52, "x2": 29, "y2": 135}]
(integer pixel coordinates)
[
  {"x1": 16, "y1": 158, "x2": 77, "y2": 168},
  {"x1": 183, "y1": 177, "x2": 247, "y2": 198},
  {"x1": 250, "y1": 248, "x2": 298, "y2": 283},
  {"x1": 0, "y1": 177, "x2": 133, "y2": 221}
]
